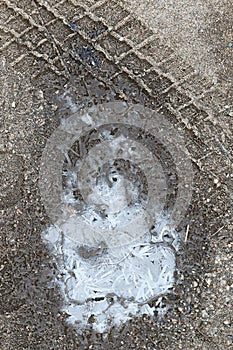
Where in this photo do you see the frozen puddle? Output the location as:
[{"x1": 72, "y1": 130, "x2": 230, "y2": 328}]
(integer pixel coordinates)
[
  {"x1": 39, "y1": 102, "x2": 193, "y2": 333},
  {"x1": 42, "y1": 216, "x2": 179, "y2": 333},
  {"x1": 43, "y1": 148, "x2": 179, "y2": 333}
]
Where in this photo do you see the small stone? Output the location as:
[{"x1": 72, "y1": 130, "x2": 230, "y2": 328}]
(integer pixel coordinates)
[
  {"x1": 202, "y1": 310, "x2": 209, "y2": 318},
  {"x1": 11, "y1": 101, "x2": 16, "y2": 108},
  {"x1": 193, "y1": 281, "x2": 198, "y2": 288},
  {"x1": 35, "y1": 90, "x2": 44, "y2": 99},
  {"x1": 171, "y1": 318, "x2": 178, "y2": 323}
]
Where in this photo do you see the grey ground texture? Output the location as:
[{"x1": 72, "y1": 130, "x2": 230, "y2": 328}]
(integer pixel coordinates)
[{"x1": 0, "y1": 0, "x2": 232, "y2": 349}]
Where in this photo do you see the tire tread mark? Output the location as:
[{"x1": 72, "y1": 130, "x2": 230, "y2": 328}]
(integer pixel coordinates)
[{"x1": 1, "y1": 0, "x2": 232, "y2": 145}]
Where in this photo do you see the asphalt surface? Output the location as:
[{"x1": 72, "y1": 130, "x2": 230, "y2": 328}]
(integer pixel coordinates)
[{"x1": 0, "y1": 0, "x2": 232, "y2": 349}]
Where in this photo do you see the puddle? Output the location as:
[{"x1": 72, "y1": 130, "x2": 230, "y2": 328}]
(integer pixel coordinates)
[
  {"x1": 39, "y1": 101, "x2": 193, "y2": 333},
  {"x1": 42, "y1": 219, "x2": 178, "y2": 333}
]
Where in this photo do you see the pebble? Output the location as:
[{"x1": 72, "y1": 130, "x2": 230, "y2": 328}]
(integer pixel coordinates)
[{"x1": 202, "y1": 310, "x2": 209, "y2": 318}]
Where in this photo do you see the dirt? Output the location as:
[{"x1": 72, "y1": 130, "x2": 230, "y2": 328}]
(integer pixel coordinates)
[{"x1": 0, "y1": 0, "x2": 232, "y2": 349}]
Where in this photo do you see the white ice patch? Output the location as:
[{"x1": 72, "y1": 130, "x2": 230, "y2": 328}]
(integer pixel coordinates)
[
  {"x1": 42, "y1": 218, "x2": 179, "y2": 334},
  {"x1": 38, "y1": 102, "x2": 193, "y2": 333}
]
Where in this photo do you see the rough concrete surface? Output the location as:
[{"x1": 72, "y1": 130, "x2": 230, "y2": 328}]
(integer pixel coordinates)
[
  {"x1": 0, "y1": 0, "x2": 232, "y2": 349},
  {"x1": 122, "y1": 0, "x2": 233, "y2": 91}
]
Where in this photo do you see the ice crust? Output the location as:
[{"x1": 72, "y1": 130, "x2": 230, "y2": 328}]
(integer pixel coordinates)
[
  {"x1": 41, "y1": 104, "x2": 182, "y2": 333},
  {"x1": 43, "y1": 217, "x2": 179, "y2": 333}
]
